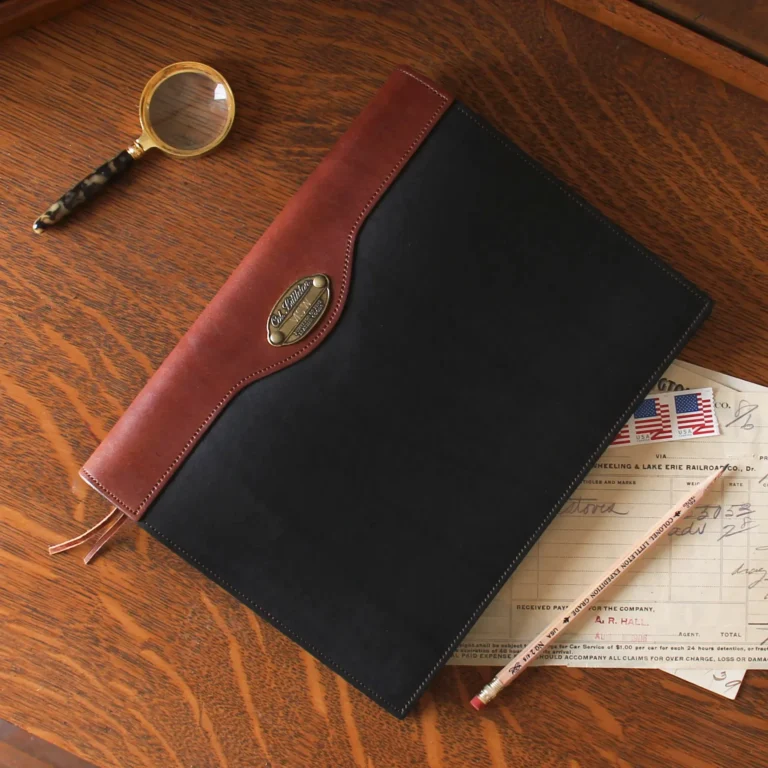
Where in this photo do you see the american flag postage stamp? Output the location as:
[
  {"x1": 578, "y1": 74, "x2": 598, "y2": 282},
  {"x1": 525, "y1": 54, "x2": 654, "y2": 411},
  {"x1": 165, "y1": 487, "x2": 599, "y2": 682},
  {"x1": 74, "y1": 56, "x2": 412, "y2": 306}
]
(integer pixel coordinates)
[{"x1": 610, "y1": 387, "x2": 718, "y2": 447}]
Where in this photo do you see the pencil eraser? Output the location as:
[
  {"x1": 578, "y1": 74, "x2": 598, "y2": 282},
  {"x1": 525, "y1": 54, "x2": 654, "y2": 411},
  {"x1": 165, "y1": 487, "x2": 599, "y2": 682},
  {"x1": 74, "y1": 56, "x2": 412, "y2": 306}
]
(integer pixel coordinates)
[{"x1": 470, "y1": 696, "x2": 486, "y2": 711}]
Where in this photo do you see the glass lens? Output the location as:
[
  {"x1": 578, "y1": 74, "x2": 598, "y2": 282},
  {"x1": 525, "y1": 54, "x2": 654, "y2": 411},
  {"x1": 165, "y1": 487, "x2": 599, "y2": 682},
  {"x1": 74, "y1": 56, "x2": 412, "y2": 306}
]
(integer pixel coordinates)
[{"x1": 147, "y1": 70, "x2": 231, "y2": 151}]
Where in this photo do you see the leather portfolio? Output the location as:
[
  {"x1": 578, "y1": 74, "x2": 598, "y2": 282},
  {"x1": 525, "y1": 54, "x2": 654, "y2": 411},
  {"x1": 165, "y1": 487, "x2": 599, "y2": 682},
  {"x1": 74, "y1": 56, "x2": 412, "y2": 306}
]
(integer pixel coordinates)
[{"x1": 64, "y1": 67, "x2": 713, "y2": 717}]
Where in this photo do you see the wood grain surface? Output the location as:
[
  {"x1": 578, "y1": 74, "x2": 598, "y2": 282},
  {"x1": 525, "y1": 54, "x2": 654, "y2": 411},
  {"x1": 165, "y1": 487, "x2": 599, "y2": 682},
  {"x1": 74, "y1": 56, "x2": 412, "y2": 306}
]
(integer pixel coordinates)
[
  {"x1": 553, "y1": 0, "x2": 768, "y2": 103},
  {"x1": 0, "y1": 0, "x2": 89, "y2": 40},
  {"x1": 639, "y1": 0, "x2": 768, "y2": 62},
  {"x1": 1, "y1": 1, "x2": 768, "y2": 766}
]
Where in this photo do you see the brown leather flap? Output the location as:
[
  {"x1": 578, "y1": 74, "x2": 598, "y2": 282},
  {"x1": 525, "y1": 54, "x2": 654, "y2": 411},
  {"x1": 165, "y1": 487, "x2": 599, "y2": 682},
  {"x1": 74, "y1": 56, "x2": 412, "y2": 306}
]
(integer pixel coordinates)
[{"x1": 80, "y1": 67, "x2": 452, "y2": 521}]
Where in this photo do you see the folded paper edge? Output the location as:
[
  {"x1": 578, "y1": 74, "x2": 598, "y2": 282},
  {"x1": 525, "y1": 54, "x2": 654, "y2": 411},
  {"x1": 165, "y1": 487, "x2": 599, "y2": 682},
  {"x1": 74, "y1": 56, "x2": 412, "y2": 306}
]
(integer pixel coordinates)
[{"x1": 79, "y1": 67, "x2": 453, "y2": 521}]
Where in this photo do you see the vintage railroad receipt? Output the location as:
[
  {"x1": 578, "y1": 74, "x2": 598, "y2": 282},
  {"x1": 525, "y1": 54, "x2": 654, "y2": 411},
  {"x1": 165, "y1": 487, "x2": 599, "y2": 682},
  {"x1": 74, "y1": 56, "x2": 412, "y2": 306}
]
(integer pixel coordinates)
[{"x1": 452, "y1": 363, "x2": 768, "y2": 670}]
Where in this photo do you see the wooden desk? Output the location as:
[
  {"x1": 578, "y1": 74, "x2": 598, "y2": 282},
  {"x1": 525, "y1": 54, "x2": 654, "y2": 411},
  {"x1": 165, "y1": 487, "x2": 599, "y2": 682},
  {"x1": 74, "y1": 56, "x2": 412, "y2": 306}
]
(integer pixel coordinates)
[
  {"x1": 2, "y1": 1, "x2": 767, "y2": 766},
  {"x1": 642, "y1": 0, "x2": 768, "y2": 63}
]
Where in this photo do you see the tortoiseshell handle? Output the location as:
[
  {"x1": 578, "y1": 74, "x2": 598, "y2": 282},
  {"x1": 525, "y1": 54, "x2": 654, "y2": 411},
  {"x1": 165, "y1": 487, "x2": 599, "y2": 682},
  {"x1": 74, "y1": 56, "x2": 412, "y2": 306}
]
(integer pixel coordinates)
[{"x1": 32, "y1": 149, "x2": 134, "y2": 233}]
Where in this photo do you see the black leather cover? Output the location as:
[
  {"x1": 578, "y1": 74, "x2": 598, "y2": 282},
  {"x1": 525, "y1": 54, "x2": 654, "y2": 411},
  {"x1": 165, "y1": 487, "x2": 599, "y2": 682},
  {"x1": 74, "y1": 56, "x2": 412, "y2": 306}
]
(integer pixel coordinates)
[{"x1": 140, "y1": 101, "x2": 712, "y2": 717}]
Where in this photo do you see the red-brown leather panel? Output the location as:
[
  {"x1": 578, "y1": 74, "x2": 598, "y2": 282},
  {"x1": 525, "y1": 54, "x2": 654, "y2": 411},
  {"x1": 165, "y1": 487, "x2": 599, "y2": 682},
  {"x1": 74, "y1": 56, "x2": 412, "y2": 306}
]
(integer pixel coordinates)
[{"x1": 80, "y1": 68, "x2": 452, "y2": 521}]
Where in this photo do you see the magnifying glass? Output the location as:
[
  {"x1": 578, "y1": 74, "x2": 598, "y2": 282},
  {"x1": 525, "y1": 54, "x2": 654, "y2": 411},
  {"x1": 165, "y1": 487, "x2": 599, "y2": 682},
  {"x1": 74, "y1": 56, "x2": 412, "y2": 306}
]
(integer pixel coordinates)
[{"x1": 33, "y1": 62, "x2": 235, "y2": 233}]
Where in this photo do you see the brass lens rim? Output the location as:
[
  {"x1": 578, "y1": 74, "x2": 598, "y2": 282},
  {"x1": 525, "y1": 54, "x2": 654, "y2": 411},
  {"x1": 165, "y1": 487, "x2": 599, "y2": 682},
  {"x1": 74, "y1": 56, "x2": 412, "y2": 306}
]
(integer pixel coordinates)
[{"x1": 138, "y1": 61, "x2": 235, "y2": 158}]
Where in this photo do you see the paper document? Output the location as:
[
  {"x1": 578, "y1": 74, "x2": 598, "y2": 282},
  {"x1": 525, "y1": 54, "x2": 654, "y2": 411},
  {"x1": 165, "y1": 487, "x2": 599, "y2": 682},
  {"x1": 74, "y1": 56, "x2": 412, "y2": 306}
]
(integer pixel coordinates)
[
  {"x1": 452, "y1": 361, "x2": 768, "y2": 671},
  {"x1": 670, "y1": 668, "x2": 745, "y2": 700},
  {"x1": 659, "y1": 362, "x2": 766, "y2": 698}
]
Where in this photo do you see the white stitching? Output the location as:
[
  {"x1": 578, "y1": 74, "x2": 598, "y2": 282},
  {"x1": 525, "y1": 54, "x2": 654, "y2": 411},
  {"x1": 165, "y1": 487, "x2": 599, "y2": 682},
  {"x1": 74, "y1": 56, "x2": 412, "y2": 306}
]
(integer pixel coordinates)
[
  {"x1": 81, "y1": 469, "x2": 134, "y2": 513},
  {"x1": 395, "y1": 67, "x2": 447, "y2": 99}
]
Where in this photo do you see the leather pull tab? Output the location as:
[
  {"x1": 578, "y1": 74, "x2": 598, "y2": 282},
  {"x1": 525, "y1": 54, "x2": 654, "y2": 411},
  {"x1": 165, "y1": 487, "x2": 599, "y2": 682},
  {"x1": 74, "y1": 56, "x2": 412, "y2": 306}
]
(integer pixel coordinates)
[
  {"x1": 49, "y1": 506, "x2": 128, "y2": 563},
  {"x1": 83, "y1": 511, "x2": 128, "y2": 564}
]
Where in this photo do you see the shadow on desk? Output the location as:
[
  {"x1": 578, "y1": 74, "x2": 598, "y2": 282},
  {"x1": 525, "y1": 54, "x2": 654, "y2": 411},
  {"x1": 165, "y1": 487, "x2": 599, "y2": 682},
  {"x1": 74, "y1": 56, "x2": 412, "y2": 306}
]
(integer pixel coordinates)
[{"x1": 0, "y1": 719, "x2": 96, "y2": 768}]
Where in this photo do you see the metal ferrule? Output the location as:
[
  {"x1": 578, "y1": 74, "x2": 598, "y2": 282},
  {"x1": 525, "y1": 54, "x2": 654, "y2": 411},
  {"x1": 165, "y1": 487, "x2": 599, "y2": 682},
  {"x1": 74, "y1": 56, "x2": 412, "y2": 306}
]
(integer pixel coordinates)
[
  {"x1": 126, "y1": 139, "x2": 146, "y2": 159},
  {"x1": 476, "y1": 677, "x2": 505, "y2": 705}
]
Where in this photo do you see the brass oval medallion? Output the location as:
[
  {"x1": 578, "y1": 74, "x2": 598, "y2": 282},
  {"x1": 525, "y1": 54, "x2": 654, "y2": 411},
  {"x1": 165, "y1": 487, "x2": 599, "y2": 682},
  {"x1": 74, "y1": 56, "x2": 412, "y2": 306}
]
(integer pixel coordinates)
[{"x1": 267, "y1": 274, "x2": 331, "y2": 346}]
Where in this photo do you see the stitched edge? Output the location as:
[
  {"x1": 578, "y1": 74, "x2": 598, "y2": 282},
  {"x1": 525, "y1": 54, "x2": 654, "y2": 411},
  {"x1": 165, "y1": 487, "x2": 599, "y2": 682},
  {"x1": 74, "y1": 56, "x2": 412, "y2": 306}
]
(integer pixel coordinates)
[
  {"x1": 395, "y1": 67, "x2": 447, "y2": 99},
  {"x1": 398, "y1": 307, "x2": 710, "y2": 714},
  {"x1": 142, "y1": 520, "x2": 403, "y2": 717},
  {"x1": 92, "y1": 92, "x2": 712, "y2": 717},
  {"x1": 81, "y1": 468, "x2": 134, "y2": 512},
  {"x1": 84, "y1": 72, "x2": 449, "y2": 521},
  {"x1": 395, "y1": 105, "x2": 713, "y2": 714}
]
